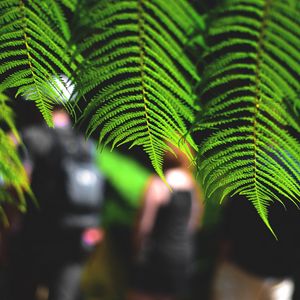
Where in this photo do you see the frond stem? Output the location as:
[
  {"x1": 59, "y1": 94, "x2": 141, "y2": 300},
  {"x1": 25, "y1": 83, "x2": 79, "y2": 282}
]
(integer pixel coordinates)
[
  {"x1": 137, "y1": 0, "x2": 160, "y2": 171},
  {"x1": 252, "y1": 0, "x2": 272, "y2": 187},
  {"x1": 19, "y1": 0, "x2": 50, "y2": 123}
]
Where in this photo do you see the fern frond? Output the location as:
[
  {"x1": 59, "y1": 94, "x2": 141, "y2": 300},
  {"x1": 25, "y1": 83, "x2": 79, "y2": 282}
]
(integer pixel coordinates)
[
  {"x1": 0, "y1": 0, "x2": 77, "y2": 126},
  {"x1": 77, "y1": 0, "x2": 204, "y2": 177},
  {"x1": 195, "y1": 0, "x2": 300, "y2": 232},
  {"x1": 0, "y1": 93, "x2": 31, "y2": 215}
]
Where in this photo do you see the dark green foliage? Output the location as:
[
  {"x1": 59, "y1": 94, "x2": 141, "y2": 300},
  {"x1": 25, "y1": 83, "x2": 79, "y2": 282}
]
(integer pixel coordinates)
[{"x1": 194, "y1": 0, "x2": 300, "y2": 233}]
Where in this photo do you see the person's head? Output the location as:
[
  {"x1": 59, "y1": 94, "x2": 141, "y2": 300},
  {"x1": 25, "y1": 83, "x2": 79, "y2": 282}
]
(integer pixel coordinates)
[
  {"x1": 52, "y1": 107, "x2": 71, "y2": 128},
  {"x1": 163, "y1": 141, "x2": 195, "y2": 172}
]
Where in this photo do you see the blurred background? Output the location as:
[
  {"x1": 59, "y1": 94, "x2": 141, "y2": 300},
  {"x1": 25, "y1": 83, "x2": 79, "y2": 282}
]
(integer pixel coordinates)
[{"x1": 1, "y1": 96, "x2": 299, "y2": 300}]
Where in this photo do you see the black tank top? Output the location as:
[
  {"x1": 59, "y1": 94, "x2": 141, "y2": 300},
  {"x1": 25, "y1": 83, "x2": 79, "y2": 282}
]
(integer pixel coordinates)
[{"x1": 147, "y1": 190, "x2": 194, "y2": 263}]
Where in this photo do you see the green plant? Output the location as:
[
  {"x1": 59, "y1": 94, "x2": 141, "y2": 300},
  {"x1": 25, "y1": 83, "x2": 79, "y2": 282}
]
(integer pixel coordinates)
[
  {"x1": 75, "y1": 0, "x2": 204, "y2": 179},
  {"x1": 0, "y1": 93, "x2": 31, "y2": 223},
  {"x1": 194, "y1": 0, "x2": 300, "y2": 233},
  {"x1": 0, "y1": 0, "x2": 299, "y2": 231}
]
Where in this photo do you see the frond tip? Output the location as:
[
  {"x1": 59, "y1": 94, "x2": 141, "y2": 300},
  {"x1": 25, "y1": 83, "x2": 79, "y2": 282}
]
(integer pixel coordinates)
[{"x1": 195, "y1": 0, "x2": 300, "y2": 233}]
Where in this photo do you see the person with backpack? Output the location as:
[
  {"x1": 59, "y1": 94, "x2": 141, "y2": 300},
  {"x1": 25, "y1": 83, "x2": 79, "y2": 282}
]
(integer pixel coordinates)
[{"x1": 7, "y1": 104, "x2": 106, "y2": 298}]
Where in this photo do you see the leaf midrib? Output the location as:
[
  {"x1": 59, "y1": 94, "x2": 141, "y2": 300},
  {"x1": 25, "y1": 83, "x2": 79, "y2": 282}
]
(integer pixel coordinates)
[
  {"x1": 252, "y1": 0, "x2": 273, "y2": 223},
  {"x1": 137, "y1": 0, "x2": 161, "y2": 173}
]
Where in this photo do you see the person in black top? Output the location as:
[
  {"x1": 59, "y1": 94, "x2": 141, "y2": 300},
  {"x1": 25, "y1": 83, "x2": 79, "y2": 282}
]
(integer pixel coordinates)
[
  {"x1": 7, "y1": 104, "x2": 105, "y2": 299},
  {"x1": 128, "y1": 143, "x2": 204, "y2": 300}
]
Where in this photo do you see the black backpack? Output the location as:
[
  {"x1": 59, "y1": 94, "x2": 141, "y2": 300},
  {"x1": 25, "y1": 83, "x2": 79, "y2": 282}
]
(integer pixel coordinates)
[
  {"x1": 24, "y1": 126, "x2": 105, "y2": 228},
  {"x1": 52, "y1": 128, "x2": 104, "y2": 211}
]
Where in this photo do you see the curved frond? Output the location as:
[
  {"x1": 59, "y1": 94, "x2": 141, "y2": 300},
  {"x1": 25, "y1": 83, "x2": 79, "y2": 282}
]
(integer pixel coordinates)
[
  {"x1": 0, "y1": 0, "x2": 77, "y2": 126},
  {"x1": 195, "y1": 0, "x2": 300, "y2": 233},
  {"x1": 76, "y1": 0, "x2": 204, "y2": 177}
]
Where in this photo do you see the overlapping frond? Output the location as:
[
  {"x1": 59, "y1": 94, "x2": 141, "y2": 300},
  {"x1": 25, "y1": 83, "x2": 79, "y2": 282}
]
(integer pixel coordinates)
[
  {"x1": 0, "y1": 0, "x2": 77, "y2": 126},
  {"x1": 77, "y1": 0, "x2": 204, "y2": 177},
  {"x1": 194, "y1": 0, "x2": 300, "y2": 233},
  {"x1": 0, "y1": 93, "x2": 31, "y2": 222}
]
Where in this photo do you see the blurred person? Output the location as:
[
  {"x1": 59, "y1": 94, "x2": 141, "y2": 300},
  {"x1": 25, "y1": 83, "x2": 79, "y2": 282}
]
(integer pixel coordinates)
[
  {"x1": 210, "y1": 195, "x2": 300, "y2": 300},
  {"x1": 7, "y1": 78, "x2": 106, "y2": 300},
  {"x1": 127, "y1": 143, "x2": 204, "y2": 300},
  {"x1": 8, "y1": 107, "x2": 105, "y2": 300}
]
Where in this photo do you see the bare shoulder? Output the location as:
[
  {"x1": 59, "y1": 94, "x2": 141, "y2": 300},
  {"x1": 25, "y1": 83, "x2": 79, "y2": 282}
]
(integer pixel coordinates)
[{"x1": 145, "y1": 175, "x2": 170, "y2": 205}]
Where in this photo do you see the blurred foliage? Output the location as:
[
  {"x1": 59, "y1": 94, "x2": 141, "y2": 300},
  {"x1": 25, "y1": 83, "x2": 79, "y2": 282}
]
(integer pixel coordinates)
[{"x1": 0, "y1": 93, "x2": 31, "y2": 224}]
